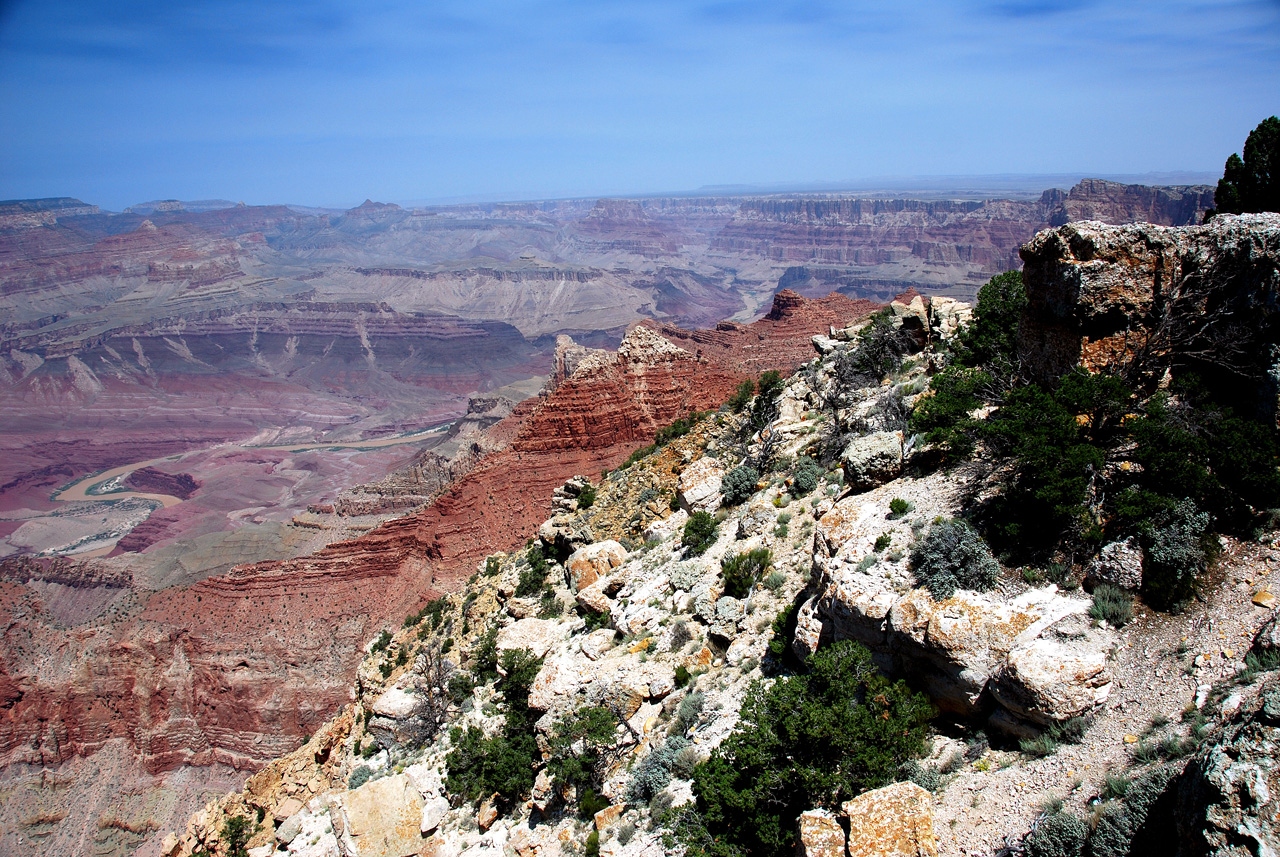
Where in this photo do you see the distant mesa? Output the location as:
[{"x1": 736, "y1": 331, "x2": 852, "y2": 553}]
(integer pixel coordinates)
[{"x1": 124, "y1": 199, "x2": 239, "y2": 215}]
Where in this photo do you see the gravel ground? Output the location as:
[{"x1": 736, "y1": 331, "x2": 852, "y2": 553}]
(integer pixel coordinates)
[{"x1": 932, "y1": 533, "x2": 1280, "y2": 856}]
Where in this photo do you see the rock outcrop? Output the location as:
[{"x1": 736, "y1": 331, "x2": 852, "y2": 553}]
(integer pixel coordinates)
[
  {"x1": 1018, "y1": 213, "x2": 1280, "y2": 422},
  {"x1": 795, "y1": 479, "x2": 1116, "y2": 732},
  {"x1": 1169, "y1": 674, "x2": 1280, "y2": 855}
]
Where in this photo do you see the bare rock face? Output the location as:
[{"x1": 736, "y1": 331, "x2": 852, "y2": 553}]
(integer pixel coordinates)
[
  {"x1": 1170, "y1": 676, "x2": 1280, "y2": 856},
  {"x1": 798, "y1": 809, "x2": 846, "y2": 857},
  {"x1": 841, "y1": 782, "x2": 938, "y2": 857},
  {"x1": 1084, "y1": 538, "x2": 1144, "y2": 590},
  {"x1": 1018, "y1": 214, "x2": 1280, "y2": 423},
  {"x1": 564, "y1": 540, "x2": 627, "y2": 592},
  {"x1": 329, "y1": 774, "x2": 425, "y2": 857},
  {"x1": 677, "y1": 458, "x2": 725, "y2": 513}
]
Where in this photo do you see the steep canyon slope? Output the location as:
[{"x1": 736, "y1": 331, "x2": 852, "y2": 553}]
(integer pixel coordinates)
[{"x1": 0, "y1": 290, "x2": 874, "y2": 856}]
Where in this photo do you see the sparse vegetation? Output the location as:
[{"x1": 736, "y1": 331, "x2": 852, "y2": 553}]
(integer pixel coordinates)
[
  {"x1": 678, "y1": 640, "x2": 933, "y2": 857},
  {"x1": 682, "y1": 511, "x2": 718, "y2": 555},
  {"x1": 910, "y1": 518, "x2": 999, "y2": 599},
  {"x1": 720, "y1": 465, "x2": 760, "y2": 506}
]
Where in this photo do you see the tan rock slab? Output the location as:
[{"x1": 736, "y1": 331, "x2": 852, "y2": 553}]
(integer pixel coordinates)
[
  {"x1": 842, "y1": 782, "x2": 937, "y2": 857},
  {"x1": 799, "y1": 808, "x2": 846, "y2": 857},
  {"x1": 566, "y1": 540, "x2": 627, "y2": 592},
  {"x1": 594, "y1": 803, "x2": 627, "y2": 831},
  {"x1": 335, "y1": 773, "x2": 425, "y2": 857}
]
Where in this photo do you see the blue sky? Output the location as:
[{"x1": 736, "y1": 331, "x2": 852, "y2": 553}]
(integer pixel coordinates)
[{"x1": 0, "y1": 0, "x2": 1276, "y2": 209}]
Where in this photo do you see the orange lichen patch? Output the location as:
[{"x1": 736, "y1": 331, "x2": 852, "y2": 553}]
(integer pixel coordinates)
[{"x1": 842, "y1": 781, "x2": 938, "y2": 857}]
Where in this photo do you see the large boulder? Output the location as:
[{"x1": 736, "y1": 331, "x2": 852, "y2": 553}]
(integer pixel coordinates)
[
  {"x1": 329, "y1": 774, "x2": 425, "y2": 857},
  {"x1": 841, "y1": 782, "x2": 938, "y2": 857},
  {"x1": 841, "y1": 431, "x2": 904, "y2": 491},
  {"x1": 678, "y1": 458, "x2": 725, "y2": 513},
  {"x1": 988, "y1": 622, "x2": 1114, "y2": 726},
  {"x1": 1084, "y1": 538, "x2": 1144, "y2": 590},
  {"x1": 565, "y1": 540, "x2": 627, "y2": 592}
]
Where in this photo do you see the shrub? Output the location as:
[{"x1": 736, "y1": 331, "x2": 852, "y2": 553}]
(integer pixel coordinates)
[
  {"x1": 618, "y1": 821, "x2": 637, "y2": 846},
  {"x1": 371, "y1": 630, "x2": 392, "y2": 654},
  {"x1": 673, "y1": 746, "x2": 701, "y2": 779},
  {"x1": 445, "y1": 649, "x2": 543, "y2": 807},
  {"x1": 585, "y1": 830, "x2": 600, "y2": 857},
  {"x1": 764, "y1": 570, "x2": 786, "y2": 592},
  {"x1": 674, "y1": 692, "x2": 705, "y2": 734},
  {"x1": 909, "y1": 365, "x2": 990, "y2": 456},
  {"x1": 911, "y1": 519, "x2": 999, "y2": 599},
  {"x1": 580, "y1": 788, "x2": 610, "y2": 819},
  {"x1": 1142, "y1": 499, "x2": 1210, "y2": 610},
  {"x1": 980, "y1": 378, "x2": 1111, "y2": 555},
  {"x1": 720, "y1": 548, "x2": 772, "y2": 598},
  {"x1": 720, "y1": 465, "x2": 760, "y2": 506},
  {"x1": 629, "y1": 735, "x2": 690, "y2": 802},
  {"x1": 1023, "y1": 812, "x2": 1088, "y2": 857},
  {"x1": 683, "y1": 512, "x2": 718, "y2": 556},
  {"x1": 348, "y1": 765, "x2": 373, "y2": 790},
  {"x1": 471, "y1": 627, "x2": 499, "y2": 683},
  {"x1": 515, "y1": 544, "x2": 550, "y2": 597},
  {"x1": 447, "y1": 673, "x2": 474, "y2": 703},
  {"x1": 221, "y1": 815, "x2": 253, "y2": 857},
  {"x1": 888, "y1": 497, "x2": 913, "y2": 518},
  {"x1": 955, "y1": 270, "x2": 1027, "y2": 369},
  {"x1": 547, "y1": 706, "x2": 617, "y2": 793},
  {"x1": 1089, "y1": 584, "x2": 1133, "y2": 626},
  {"x1": 674, "y1": 665, "x2": 692, "y2": 688},
  {"x1": 873, "y1": 533, "x2": 891, "y2": 552},
  {"x1": 485, "y1": 555, "x2": 501, "y2": 576},
  {"x1": 767, "y1": 601, "x2": 798, "y2": 659},
  {"x1": 537, "y1": 594, "x2": 564, "y2": 619},
  {"x1": 1086, "y1": 767, "x2": 1177, "y2": 857},
  {"x1": 683, "y1": 641, "x2": 933, "y2": 857},
  {"x1": 577, "y1": 485, "x2": 597, "y2": 509},
  {"x1": 727, "y1": 379, "x2": 755, "y2": 413},
  {"x1": 792, "y1": 458, "x2": 823, "y2": 495}
]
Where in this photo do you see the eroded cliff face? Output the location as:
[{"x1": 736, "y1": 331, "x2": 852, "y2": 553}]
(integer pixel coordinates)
[{"x1": 1018, "y1": 213, "x2": 1280, "y2": 420}]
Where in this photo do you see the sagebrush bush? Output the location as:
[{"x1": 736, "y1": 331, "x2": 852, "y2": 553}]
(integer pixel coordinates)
[
  {"x1": 674, "y1": 692, "x2": 705, "y2": 734},
  {"x1": 348, "y1": 765, "x2": 373, "y2": 790},
  {"x1": 720, "y1": 465, "x2": 760, "y2": 506},
  {"x1": 791, "y1": 458, "x2": 823, "y2": 496},
  {"x1": 683, "y1": 512, "x2": 718, "y2": 556},
  {"x1": 1088, "y1": 584, "x2": 1133, "y2": 626},
  {"x1": 910, "y1": 518, "x2": 999, "y2": 599},
  {"x1": 1023, "y1": 812, "x2": 1088, "y2": 857},
  {"x1": 1143, "y1": 499, "x2": 1210, "y2": 610},
  {"x1": 628, "y1": 735, "x2": 690, "y2": 802}
]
